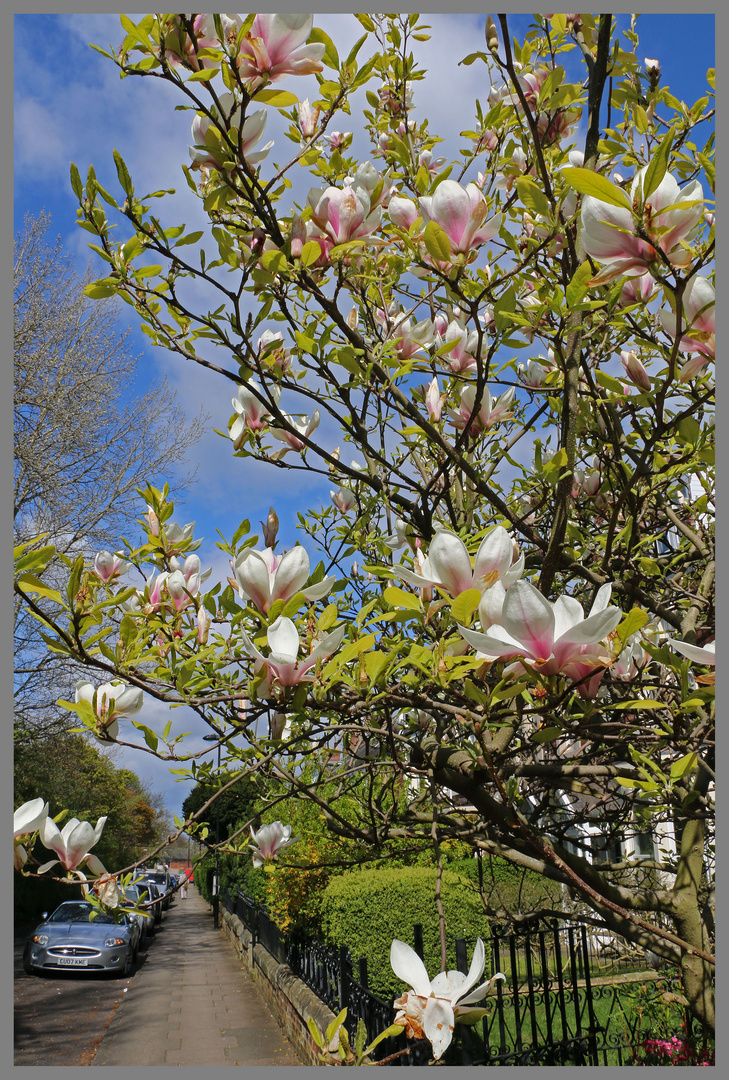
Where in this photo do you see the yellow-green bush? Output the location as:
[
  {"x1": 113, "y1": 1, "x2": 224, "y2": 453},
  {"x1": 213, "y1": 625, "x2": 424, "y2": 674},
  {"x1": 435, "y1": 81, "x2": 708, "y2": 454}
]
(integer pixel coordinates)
[{"x1": 320, "y1": 866, "x2": 491, "y2": 1000}]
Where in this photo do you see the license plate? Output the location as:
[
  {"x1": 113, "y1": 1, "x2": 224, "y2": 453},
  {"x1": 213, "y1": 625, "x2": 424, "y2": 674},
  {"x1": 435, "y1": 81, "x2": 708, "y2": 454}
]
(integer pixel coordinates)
[{"x1": 57, "y1": 957, "x2": 88, "y2": 967}]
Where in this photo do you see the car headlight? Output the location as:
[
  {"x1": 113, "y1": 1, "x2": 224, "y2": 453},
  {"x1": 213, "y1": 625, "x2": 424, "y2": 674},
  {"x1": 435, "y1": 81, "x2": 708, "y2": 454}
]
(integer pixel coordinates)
[
  {"x1": 33, "y1": 934, "x2": 49, "y2": 945},
  {"x1": 104, "y1": 937, "x2": 127, "y2": 947}
]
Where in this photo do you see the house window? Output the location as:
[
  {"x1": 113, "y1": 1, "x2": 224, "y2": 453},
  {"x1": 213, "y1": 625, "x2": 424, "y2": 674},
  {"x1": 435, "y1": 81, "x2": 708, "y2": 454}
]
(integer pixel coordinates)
[
  {"x1": 591, "y1": 836, "x2": 622, "y2": 864},
  {"x1": 632, "y1": 831, "x2": 655, "y2": 859}
]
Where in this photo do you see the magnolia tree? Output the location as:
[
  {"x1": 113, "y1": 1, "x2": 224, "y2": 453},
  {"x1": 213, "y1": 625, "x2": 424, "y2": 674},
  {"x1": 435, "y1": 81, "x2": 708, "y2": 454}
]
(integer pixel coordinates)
[{"x1": 15, "y1": 12, "x2": 714, "y2": 1050}]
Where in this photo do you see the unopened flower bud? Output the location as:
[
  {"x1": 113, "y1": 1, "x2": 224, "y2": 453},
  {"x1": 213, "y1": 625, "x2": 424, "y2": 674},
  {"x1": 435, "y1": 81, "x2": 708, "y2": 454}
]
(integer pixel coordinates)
[
  {"x1": 620, "y1": 349, "x2": 651, "y2": 391},
  {"x1": 145, "y1": 505, "x2": 160, "y2": 537},
  {"x1": 261, "y1": 506, "x2": 279, "y2": 548},
  {"x1": 290, "y1": 216, "x2": 306, "y2": 260},
  {"x1": 297, "y1": 97, "x2": 320, "y2": 139},
  {"x1": 197, "y1": 606, "x2": 211, "y2": 645},
  {"x1": 347, "y1": 306, "x2": 359, "y2": 330},
  {"x1": 485, "y1": 16, "x2": 499, "y2": 53}
]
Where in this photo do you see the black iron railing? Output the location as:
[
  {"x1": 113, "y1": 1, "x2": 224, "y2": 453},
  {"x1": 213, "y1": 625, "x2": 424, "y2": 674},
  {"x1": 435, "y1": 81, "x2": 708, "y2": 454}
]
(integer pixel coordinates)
[{"x1": 221, "y1": 890, "x2": 680, "y2": 1066}]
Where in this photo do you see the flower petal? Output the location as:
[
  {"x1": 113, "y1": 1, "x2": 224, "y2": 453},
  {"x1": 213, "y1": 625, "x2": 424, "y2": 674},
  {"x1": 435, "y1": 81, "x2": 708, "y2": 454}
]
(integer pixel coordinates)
[{"x1": 390, "y1": 939, "x2": 432, "y2": 998}]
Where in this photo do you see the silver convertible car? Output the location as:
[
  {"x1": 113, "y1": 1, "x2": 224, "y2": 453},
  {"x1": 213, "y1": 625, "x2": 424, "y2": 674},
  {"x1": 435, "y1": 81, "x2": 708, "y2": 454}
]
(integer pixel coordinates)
[{"x1": 23, "y1": 900, "x2": 139, "y2": 977}]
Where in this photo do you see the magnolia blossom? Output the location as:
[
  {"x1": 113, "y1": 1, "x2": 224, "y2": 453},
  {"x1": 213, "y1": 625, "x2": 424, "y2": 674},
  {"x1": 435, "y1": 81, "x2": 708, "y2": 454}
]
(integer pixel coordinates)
[
  {"x1": 572, "y1": 465, "x2": 601, "y2": 500},
  {"x1": 418, "y1": 148, "x2": 448, "y2": 176},
  {"x1": 620, "y1": 349, "x2": 651, "y2": 391},
  {"x1": 240, "y1": 615, "x2": 346, "y2": 696},
  {"x1": 268, "y1": 711, "x2": 290, "y2": 740},
  {"x1": 146, "y1": 569, "x2": 194, "y2": 614},
  {"x1": 144, "y1": 505, "x2": 159, "y2": 537},
  {"x1": 612, "y1": 622, "x2": 667, "y2": 680},
  {"x1": 15, "y1": 800, "x2": 49, "y2": 867},
  {"x1": 169, "y1": 553, "x2": 211, "y2": 596},
  {"x1": 619, "y1": 272, "x2": 657, "y2": 307},
  {"x1": 270, "y1": 410, "x2": 320, "y2": 457},
  {"x1": 392, "y1": 526, "x2": 524, "y2": 598},
  {"x1": 38, "y1": 815, "x2": 107, "y2": 875},
  {"x1": 322, "y1": 130, "x2": 352, "y2": 150},
  {"x1": 437, "y1": 318, "x2": 480, "y2": 373},
  {"x1": 517, "y1": 358, "x2": 550, "y2": 388},
  {"x1": 248, "y1": 821, "x2": 299, "y2": 868},
  {"x1": 93, "y1": 873, "x2": 121, "y2": 910},
  {"x1": 93, "y1": 550, "x2": 129, "y2": 583},
  {"x1": 236, "y1": 14, "x2": 325, "y2": 89},
  {"x1": 189, "y1": 95, "x2": 273, "y2": 174},
  {"x1": 658, "y1": 275, "x2": 715, "y2": 379},
  {"x1": 197, "y1": 606, "x2": 212, "y2": 645},
  {"x1": 388, "y1": 195, "x2": 421, "y2": 232},
  {"x1": 257, "y1": 329, "x2": 293, "y2": 373},
  {"x1": 230, "y1": 381, "x2": 280, "y2": 447},
  {"x1": 670, "y1": 639, "x2": 715, "y2": 666},
  {"x1": 75, "y1": 678, "x2": 143, "y2": 742},
  {"x1": 391, "y1": 938, "x2": 505, "y2": 1060},
  {"x1": 458, "y1": 580, "x2": 622, "y2": 698},
  {"x1": 297, "y1": 97, "x2": 320, "y2": 138},
  {"x1": 425, "y1": 377, "x2": 446, "y2": 422},
  {"x1": 234, "y1": 545, "x2": 335, "y2": 614},
  {"x1": 160, "y1": 519, "x2": 198, "y2": 555},
  {"x1": 419, "y1": 180, "x2": 502, "y2": 254},
  {"x1": 495, "y1": 148, "x2": 527, "y2": 193},
  {"x1": 581, "y1": 168, "x2": 704, "y2": 283},
  {"x1": 331, "y1": 461, "x2": 362, "y2": 515},
  {"x1": 161, "y1": 14, "x2": 231, "y2": 71},
  {"x1": 448, "y1": 384, "x2": 515, "y2": 434},
  {"x1": 344, "y1": 161, "x2": 396, "y2": 210},
  {"x1": 307, "y1": 184, "x2": 382, "y2": 246}
]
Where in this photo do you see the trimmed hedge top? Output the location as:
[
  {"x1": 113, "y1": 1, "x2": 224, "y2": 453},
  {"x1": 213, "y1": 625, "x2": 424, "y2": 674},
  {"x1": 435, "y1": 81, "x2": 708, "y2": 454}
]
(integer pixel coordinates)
[{"x1": 320, "y1": 865, "x2": 492, "y2": 1001}]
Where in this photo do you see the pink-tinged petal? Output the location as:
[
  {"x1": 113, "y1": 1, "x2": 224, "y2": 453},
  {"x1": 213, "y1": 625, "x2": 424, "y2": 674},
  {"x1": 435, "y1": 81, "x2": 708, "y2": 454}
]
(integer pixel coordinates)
[
  {"x1": 267, "y1": 616, "x2": 301, "y2": 663},
  {"x1": 85, "y1": 854, "x2": 107, "y2": 876},
  {"x1": 552, "y1": 594, "x2": 585, "y2": 641},
  {"x1": 501, "y1": 581, "x2": 555, "y2": 661},
  {"x1": 308, "y1": 623, "x2": 346, "y2": 663},
  {"x1": 420, "y1": 180, "x2": 472, "y2": 250},
  {"x1": 474, "y1": 527, "x2": 513, "y2": 582},
  {"x1": 235, "y1": 549, "x2": 273, "y2": 612},
  {"x1": 478, "y1": 580, "x2": 506, "y2": 629},
  {"x1": 459, "y1": 972, "x2": 507, "y2": 1006},
  {"x1": 14, "y1": 799, "x2": 49, "y2": 837},
  {"x1": 428, "y1": 532, "x2": 474, "y2": 596},
  {"x1": 389, "y1": 196, "x2": 419, "y2": 230},
  {"x1": 390, "y1": 939, "x2": 432, "y2": 998},
  {"x1": 423, "y1": 997, "x2": 456, "y2": 1060},
  {"x1": 553, "y1": 607, "x2": 622, "y2": 667},
  {"x1": 270, "y1": 547, "x2": 311, "y2": 604},
  {"x1": 239, "y1": 626, "x2": 266, "y2": 666},
  {"x1": 588, "y1": 583, "x2": 613, "y2": 615},
  {"x1": 391, "y1": 565, "x2": 440, "y2": 591},
  {"x1": 503, "y1": 553, "x2": 525, "y2": 588},
  {"x1": 671, "y1": 639, "x2": 715, "y2": 665},
  {"x1": 458, "y1": 623, "x2": 524, "y2": 659},
  {"x1": 302, "y1": 575, "x2": 336, "y2": 602}
]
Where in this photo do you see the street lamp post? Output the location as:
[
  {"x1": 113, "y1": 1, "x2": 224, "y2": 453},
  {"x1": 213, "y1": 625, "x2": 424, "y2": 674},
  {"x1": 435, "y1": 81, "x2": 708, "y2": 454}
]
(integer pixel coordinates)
[{"x1": 202, "y1": 733, "x2": 221, "y2": 930}]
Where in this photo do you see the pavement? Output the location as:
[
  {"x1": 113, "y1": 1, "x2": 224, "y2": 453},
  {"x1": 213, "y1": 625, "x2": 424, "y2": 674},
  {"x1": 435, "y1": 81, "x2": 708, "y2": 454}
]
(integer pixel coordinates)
[{"x1": 91, "y1": 883, "x2": 302, "y2": 1066}]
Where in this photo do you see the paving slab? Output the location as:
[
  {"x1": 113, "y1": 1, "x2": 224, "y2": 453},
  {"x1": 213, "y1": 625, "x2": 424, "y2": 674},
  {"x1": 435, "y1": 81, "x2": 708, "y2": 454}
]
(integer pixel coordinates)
[{"x1": 91, "y1": 884, "x2": 301, "y2": 1066}]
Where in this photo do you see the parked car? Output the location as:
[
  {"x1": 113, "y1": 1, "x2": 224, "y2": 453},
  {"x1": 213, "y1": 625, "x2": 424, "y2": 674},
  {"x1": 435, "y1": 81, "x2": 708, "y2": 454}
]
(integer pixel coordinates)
[
  {"x1": 135, "y1": 877, "x2": 164, "y2": 923},
  {"x1": 121, "y1": 885, "x2": 155, "y2": 945},
  {"x1": 23, "y1": 900, "x2": 139, "y2": 978},
  {"x1": 142, "y1": 870, "x2": 172, "y2": 910}
]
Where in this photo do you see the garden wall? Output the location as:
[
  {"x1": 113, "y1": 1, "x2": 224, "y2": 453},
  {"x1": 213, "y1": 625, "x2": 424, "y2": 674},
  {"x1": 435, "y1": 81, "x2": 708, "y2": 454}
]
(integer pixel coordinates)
[{"x1": 220, "y1": 904, "x2": 335, "y2": 1066}]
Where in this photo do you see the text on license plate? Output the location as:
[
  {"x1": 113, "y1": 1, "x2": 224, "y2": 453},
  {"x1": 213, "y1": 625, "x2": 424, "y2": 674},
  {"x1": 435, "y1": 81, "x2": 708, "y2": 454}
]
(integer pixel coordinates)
[{"x1": 58, "y1": 957, "x2": 88, "y2": 966}]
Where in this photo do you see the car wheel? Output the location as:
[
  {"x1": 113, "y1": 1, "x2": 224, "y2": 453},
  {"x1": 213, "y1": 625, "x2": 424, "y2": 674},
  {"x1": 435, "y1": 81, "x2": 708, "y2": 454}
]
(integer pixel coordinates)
[
  {"x1": 22, "y1": 945, "x2": 35, "y2": 976},
  {"x1": 116, "y1": 948, "x2": 133, "y2": 978}
]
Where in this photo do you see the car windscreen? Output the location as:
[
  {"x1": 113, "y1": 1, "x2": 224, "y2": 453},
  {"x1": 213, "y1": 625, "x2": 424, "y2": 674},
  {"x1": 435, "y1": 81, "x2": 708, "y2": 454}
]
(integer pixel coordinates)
[{"x1": 48, "y1": 903, "x2": 114, "y2": 924}]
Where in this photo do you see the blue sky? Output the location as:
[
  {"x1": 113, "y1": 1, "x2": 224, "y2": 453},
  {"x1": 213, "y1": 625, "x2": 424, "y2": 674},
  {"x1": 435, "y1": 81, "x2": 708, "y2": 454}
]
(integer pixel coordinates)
[{"x1": 14, "y1": 13, "x2": 715, "y2": 818}]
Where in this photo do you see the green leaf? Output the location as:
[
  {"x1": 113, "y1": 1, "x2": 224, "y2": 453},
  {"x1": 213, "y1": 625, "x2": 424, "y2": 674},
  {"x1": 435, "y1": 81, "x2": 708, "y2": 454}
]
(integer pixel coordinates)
[
  {"x1": 516, "y1": 176, "x2": 550, "y2": 217},
  {"x1": 15, "y1": 573, "x2": 63, "y2": 604},
  {"x1": 450, "y1": 589, "x2": 482, "y2": 625},
  {"x1": 15, "y1": 544, "x2": 56, "y2": 575},
  {"x1": 254, "y1": 88, "x2": 299, "y2": 107},
  {"x1": 533, "y1": 726, "x2": 563, "y2": 743},
  {"x1": 616, "y1": 607, "x2": 649, "y2": 648},
  {"x1": 423, "y1": 220, "x2": 451, "y2": 263},
  {"x1": 566, "y1": 261, "x2": 592, "y2": 307},
  {"x1": 187, "y1": 67, "x2": 218, "y2": 82},
  {"x1": 282, "y1": 591, "x2": 307, "y2": 618},
  {"x1": 677, "y1": 416, "x2": 701, "y2": 446},
  {"x1": 70, "y1": 162, "x2": 84, "y2": 201},
  {"x1": 670, "y1": 752, "x2": 697, "y2": 782},
  {"x1": 363, "y1": 650, "x2": 389, "y2": 682},
  {"x1": 364, "y1": 1024, "x2": 405, "y2": 1054},
  {"x1": 260, "y1": 249, "x2": 289, "y2": 274},
  {"x1": 317, "y1": 603, "x2": 339, "y2": 632},
  {"x1": 326, "y1": 1009, "x2": 347, "y2": 1044},
  {"x1": 562, "y1": 167, "x2": 632, "y2": 209},
  {"x1": 309, "y1": 26, "x2": 339, "y2": 70},
  {"x1": 84, "y1": 282, "x2": 116, "y2": 299},
  {"x1": 113, "y1": 149, "x2": 133, "y2": 196},
  {"x1": 641, "y1": 132, "x2": 673, "y2": 201},
  {"x1": 120, "y1": 615, "x2": 138, "y2": 648},
  {"x1": 595, "y1": 369, "x2": 625, "y2": 394},
  {"x1": 306, "y1": 1017, "x2": 324, "y2": 1049},
  {"x1": 299, "y1": 240, "x2": 322, "y2": 267},
  {"x1": 383, "y1": 586, "x2": 420, "y2": 611},
  {"x1": 605, "y1": 699, "x2": 667, "y2": 711}
]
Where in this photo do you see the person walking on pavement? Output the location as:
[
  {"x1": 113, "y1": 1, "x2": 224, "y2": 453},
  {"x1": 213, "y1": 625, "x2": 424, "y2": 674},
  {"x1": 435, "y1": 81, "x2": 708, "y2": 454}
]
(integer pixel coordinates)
[{"x1": 180, "y1": 875, "x2": 188, "y2": 900}]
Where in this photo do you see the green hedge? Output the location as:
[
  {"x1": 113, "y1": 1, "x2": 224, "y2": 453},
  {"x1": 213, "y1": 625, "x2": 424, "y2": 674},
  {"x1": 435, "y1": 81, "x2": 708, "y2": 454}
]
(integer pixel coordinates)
[{"x1": 320, "y1": 866, "x2": 491, "y2": 1000}]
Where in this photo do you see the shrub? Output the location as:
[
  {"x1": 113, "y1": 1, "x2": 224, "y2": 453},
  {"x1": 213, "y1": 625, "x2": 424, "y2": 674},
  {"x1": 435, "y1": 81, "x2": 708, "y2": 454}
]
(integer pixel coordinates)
[
  {"x1": 320, "y1": 866, "x2": 491, "y2": 1000},
  {"x1": 446, "y1": 854, "x2": 561, "y2": 915}
]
